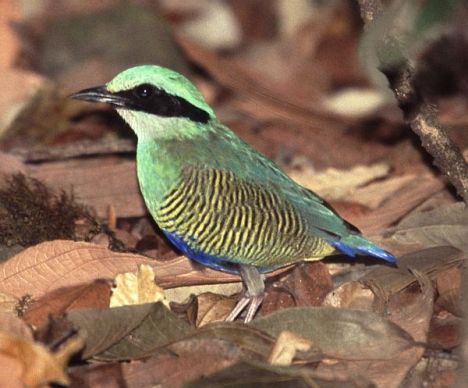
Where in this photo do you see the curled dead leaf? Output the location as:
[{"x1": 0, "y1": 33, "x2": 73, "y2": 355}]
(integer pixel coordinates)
[
  {"x1": 110, "y1": 264, "x2": 169, "y2": 308},
  {"x1": 0, "y1": 330, "x2": 83, "y2": 387},
  {"x1": 195, "y1": 292, "x2": 237, "y2": 327},
  {"x1": 268, "y1": 330, "x2": 313, "y2": 366}
]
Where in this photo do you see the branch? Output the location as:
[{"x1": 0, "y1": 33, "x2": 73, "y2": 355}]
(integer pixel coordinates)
[{"x1": 357, "y1": 0, "x2": 468, "y2": 203}]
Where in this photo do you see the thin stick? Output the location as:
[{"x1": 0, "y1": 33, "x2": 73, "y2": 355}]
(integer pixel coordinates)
[{"x1": 357, "y1": 0, "x2": 468, "y2": 203}]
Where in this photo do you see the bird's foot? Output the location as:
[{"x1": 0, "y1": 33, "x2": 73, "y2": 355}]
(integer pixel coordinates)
[
  {"x1": 225, "y1": 293, "x2": 264, "y2": 323},
  {"x1": 225, "y1": 264, "x2": 265, "y2": 323}
]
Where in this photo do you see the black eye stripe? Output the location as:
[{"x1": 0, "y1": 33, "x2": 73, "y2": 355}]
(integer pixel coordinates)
[{"x1": 115, "y1": 84, "x2": 210, "y2": 124}]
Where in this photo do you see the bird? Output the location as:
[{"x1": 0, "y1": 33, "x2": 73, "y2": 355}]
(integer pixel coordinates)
[{"x1": 71, "y1": 65, "x2": 396, "y2": 322}]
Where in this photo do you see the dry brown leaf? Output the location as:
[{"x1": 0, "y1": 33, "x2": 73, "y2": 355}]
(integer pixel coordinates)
[
  {"x1": 23, "y1": 280, "x2": 111, "y2": 328},
  {"x1": 28, "y1": 157, "x2": 145, "y2": 218},
  {"x1": 390, "y1": 202, "x2": 468, "y2": 252},
  {"x1": 351, "y1": 173, "x2": 445, "y2": 235},
  {"x1": 0, "y1": 2, "x2": 19, "y2": 68},
  {"x1": 0, "y1": 240, "x2": 291, "y2": 300},
  {"x1": 0, "y1": 330, "x2": 83, "y2": 387},
  {"x1": 435, "y1": 267, "x2": 462, "y2": 316},
  {"x1": 323, "y1": 281, "x2": 375, "y2": 311},
  {"x1": 0, "y1": 313, "x2": 32, "y2": 340},
  {"x1": 110, "y1": 264, "x2": 169, "y2": 308},
  {"x1": 196, "y1": 292, "x2": 236, "y2": 327},
  {"x1": 165, "y1": 282, "x2": 242, "y2": 304},
  {"x1": 0, "y1": 292, "x2": 18, "y2": 315},
  {"x1": 70, "y1": 337, "x2": 246, "y2": 388},
  {"x1": 315, "y1": 272, "x2": 432, "y2": 387},
  {"x1": 428, "y1": 313, "x2": 461, "y2": 350},
  {"x1": 268, "y1": 330, "x2": 313, "y2": 366},
  {"x1": 0, "y1": 69, "x2": 49, "y2": 139},
  {"x1": 176, "y1": 35, "x2": 342, "y2": 126},
  {"x1": 261, "y1": 262, "x2": 332, "y2": 316},
  {"x1": 361, "y1": 246, "x2": 465, "y2": 302},
  {"x1": 0, "y1": 353, "x2": 22, "y2": 388},
  {"x1": 0, "y1": 152, "x2": 25, "y2": 178},
  {"x1": 348, "y1": 174, "x2": 417, "y2": 209},
  {"x1": 287, "y1": 162, "x2": 390, "y2": 200}
]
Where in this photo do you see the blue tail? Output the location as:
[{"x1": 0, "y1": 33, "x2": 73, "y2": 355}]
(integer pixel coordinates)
[{"x1": 328, "y1": 235, "x2": 396, "y2": 264}]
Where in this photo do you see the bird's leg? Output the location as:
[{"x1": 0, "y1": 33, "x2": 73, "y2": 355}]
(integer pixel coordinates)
[{"x1": 226, "y1": 264, "x2": 265, "y2": 323}]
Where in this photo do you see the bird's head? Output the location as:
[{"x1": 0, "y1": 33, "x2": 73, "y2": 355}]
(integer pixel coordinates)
[{"x1": 71, "y1": 65, "x2": 216, "y2": 139}]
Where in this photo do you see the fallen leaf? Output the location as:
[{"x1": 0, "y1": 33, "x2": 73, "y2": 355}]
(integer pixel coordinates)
[
  {"x1": 0, "y1": 291, "x2": 18, "y2": 315},
  {"x1": 23, "y1": 280, "x2": 111, "y2": 328},
  {"x1": 352, "y1": 173, "x2": 445, "y2": 235},
  {"x1": 67, "y1": 303, "x2": 156, "y2": 359},
  {"x1": 0, "y1": 152, "x2": 25, "y2": 178},
  {"x1": 261, "y1": 262, "x2": 332, "y2": 316},
  {"x1": 28, "y1": 157, "x2": 145, "y2": 218},
  {"x1": 435, "y1": 267, "x2": 461, "y2": 316},
  {"x1": 110, "y1": 264, "x2": 169, "y2": 308},
  {"x1": 0, "y1": 69, "x2": 49, "y2": 137},
  {"x1": 323, "y1": 281, "x2": 375, "y2": 310},
  {"x1": 252, "y1": 306, "x2": 415, "y2": 360},
  {"x1": 70, "y1": 336, "x2": 251, "y2": 388},
  {"x1": 428, "y1": 313, "x2": 461, "y2": 350},
  {"x1": 0, "y1": 313, "x2": 32, "y2": 340},
  {"x1": 0, "y1": 2, "x2": 19, "y2": 68},
  {"x1": 268, "y1": 330, "x2": 313, "y2": 366},
  {"x1": 315, "y1": 271, "x2": 433, "y2": 387},
  {"x1": 177, "y1": 35, "x2": 343, "y2": 126},
  {"x1": 195, "y1": 292, "x2": 237, "y2": 327},
  {"x1": 165, "y1": 282, "x2": 242, "y2": 304},
  {"x1": 391, "y1": 202, "x2": 468, "y2": 252},
  {"x1": 0, "y1": 240, "x2": 290, "y2": 299},
  {"x1": 34, "y1": 315, "x2": 77, "y2": 351},
  {"x1": 97, "y1": 302, "x2": 193, "y2": 361},
  {"x1": 361, "y1": 246, "x2": 465, "y2": 302},
  {"x1": 187, "y1": 359, "x2": 371, "y2": 387},
  {"x1": 287, "y1": 162, "x2": 390, "y2": 200},
  {"x1": 0, "y1": 330, "x2": 82, "y2": 387},
  {"x1": 68, "y1": 303, "x2": 193, "y2": 360},
  {"x1": 348, "y1": 174, "x2": 416, "y2": 209}
]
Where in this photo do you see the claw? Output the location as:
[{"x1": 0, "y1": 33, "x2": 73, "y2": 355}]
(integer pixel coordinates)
[{"x1": 225, "y1": 265, "x2": 265, "y2": 323}]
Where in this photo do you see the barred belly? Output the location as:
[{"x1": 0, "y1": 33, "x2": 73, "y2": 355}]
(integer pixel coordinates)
[{"x1": 155, "y1": 167, "x2": 333, "y2": 268}]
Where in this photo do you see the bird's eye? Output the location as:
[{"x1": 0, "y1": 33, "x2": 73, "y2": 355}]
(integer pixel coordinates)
[{"x1": 134, "y1": 84, "x2": 155, "y2": 99}]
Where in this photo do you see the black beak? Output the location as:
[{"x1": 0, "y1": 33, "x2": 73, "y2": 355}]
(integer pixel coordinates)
[{"x1": 70, "y1": 86, "x2": 129, "y2": 108}]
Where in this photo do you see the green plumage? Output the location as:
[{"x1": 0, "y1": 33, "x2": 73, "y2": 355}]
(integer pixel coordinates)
[
  {"x1": 71, "y1": 65, "x2": 395, "y2": 321},
  {"x1": 133, "y1": 118, "x2": 345, "y2": 271},
  {"x1": 157, "y1": 166, "x2": 334, "y2": 267}
]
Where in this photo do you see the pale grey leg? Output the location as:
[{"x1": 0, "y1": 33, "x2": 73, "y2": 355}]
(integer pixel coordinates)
[{"x1": 226, "y1": 264, "x2": 265, "y2": 323}]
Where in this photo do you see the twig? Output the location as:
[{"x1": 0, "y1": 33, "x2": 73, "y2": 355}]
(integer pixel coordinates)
[
  {"x1": 357, "y1": 0, "x2": 468, "y2": 204},
  {"x1": 10, "y1": 138, "x2": 136, "y2": 163}
]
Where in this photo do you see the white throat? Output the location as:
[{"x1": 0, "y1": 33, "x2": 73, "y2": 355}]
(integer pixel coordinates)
[{"x1": 116, "y1": 109, "x2": 207, "y2": 140}]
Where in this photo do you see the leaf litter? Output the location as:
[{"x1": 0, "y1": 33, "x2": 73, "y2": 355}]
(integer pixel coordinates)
[{"x1": 0, "y1": 1, "x2": 467, "y2": 386}]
